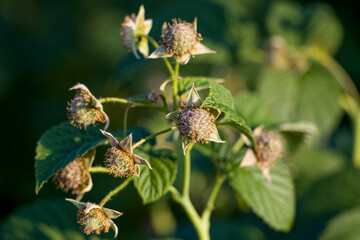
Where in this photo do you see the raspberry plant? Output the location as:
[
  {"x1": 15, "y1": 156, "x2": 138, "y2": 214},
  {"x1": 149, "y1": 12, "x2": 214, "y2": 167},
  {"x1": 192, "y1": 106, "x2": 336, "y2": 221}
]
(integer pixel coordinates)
[{"x1": 30, "y1": 4, "x2": 359, "y2": 240}]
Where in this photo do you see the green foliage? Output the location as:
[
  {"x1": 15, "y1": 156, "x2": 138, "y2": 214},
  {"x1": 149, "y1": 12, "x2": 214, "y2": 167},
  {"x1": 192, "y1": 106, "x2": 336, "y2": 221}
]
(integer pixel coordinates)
[
  {"x1": 133, "y1": 150, "x2": 177, "y2": 204},
  {"x1": 303, "y1": 168, "x2": 360, "y2": 215},
  {"x1": 35, "y1": 122, "x2": 105, "y2": 194},
  {"x1": 305, "y1": 3, "x2": 343, "y2": 54},
  {"x1": 234, "y1": 91, "x2": 275, "y2": 126},
  {"x1": 266, "y1": 1, "x2": 303, "y2": 46},
  {"x1": 0, "y1": 199, "x2": 109, "y2": 240},
  {"x1": 258, "y1": 62, "x2": 342, "y2": 137},
  {"x1": 202, "y1": 82, "x2": 255, "y2": 145},
  {"x1": 177, "y1": 76, "x2": 223, "y2": 96},
  {"x1": 319, "y1": 207, "x2": 360, "y2": 240},
  {"x1": 292, "y1": 146, "x2": 345, "y2": 195},
  {"x1": 229, "y1": 161, "x2": 295, "y2": 231},
  {"x1": 34, "y1": 121, "x2": 151, "y2": 193}
]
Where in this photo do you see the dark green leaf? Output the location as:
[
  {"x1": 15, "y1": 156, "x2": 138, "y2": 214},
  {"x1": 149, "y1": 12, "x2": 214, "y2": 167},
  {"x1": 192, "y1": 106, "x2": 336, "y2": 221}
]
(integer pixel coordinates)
[
  {"x1": 35, "y1": 121, "x2": 151, "y2": 193},
  {"x1": 303, "y1": 168, "x2": 360, "y2": 215},
  {"x1": 133, "y1": 150, "x2": 177, "y2": 204},
  {"x1": 229, "y1": 161, "x2": 295, "y2": 231},
  {"x1": 292, "y1": 146, "x2": 345, "y2": 195},
  {"x1": 0, "y1": 199, "x2": 110, "y2": 240},
  {"x1": 319, "y1": 207, "x2": 360, "y2": 240}
]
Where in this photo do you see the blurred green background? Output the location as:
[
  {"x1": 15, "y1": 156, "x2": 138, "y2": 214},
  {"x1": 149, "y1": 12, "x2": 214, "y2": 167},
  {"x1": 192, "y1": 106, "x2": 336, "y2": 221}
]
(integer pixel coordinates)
[{"x1": 1, "y1": 0, "x2": 360, "y2": 239}]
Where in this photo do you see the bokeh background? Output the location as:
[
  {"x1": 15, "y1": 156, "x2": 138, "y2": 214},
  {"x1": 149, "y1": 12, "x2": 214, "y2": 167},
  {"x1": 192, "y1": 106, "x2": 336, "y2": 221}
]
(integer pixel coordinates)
[{"x1": 1, "y1": 0, "x2": 360, "y2": 239}]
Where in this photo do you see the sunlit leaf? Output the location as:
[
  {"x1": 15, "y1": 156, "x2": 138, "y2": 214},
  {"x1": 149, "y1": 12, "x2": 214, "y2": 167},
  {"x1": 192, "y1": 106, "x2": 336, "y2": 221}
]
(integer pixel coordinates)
[{"x1": 202, "y1": 82, "x2": 255, "y2": 146}]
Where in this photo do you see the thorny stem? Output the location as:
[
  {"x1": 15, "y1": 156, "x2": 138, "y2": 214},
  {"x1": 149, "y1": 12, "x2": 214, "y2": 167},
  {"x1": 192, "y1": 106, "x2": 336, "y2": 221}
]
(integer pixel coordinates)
[
  {"x1": 89, "y1": 166, "x2": 109, "y2": 173},
  {"x1": 132, "y1": 126, "x2": 178, "y2": 150},
  {"x1": 99, "y1": 178, "x2": 132, "y2": 207}
]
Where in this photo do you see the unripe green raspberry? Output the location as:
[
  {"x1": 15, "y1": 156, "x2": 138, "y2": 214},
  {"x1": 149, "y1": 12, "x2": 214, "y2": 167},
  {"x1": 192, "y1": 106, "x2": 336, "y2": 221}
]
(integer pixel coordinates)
[
  {"x1": 162, "y1": 19, "x2": 201, "y2": 56},
  {"x1": 105, "y1": 147, "x2": 137, "y2": 178},
  {"x1": 53, "y1": 158, "x2": 89, "y2": 195},
  {"x1": 67, "y1": 89, "x2": 106, "y2": 129},
  {"x1": 255, "y1": 132, "x2": 283, "y2": 168},
  {"x1": 178, "y1": 104, "x2": 217, "y2": 143},
  {"x1": 77, "y1": 206, "x2": 111, "y2": 235}
]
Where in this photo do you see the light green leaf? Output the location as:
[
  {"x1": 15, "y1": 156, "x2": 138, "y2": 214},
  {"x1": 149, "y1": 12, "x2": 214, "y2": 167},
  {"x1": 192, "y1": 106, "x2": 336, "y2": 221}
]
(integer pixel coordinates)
[
  {"x1": 319, "y1": 207, "x2": 360, "y2": 240},
  {"x1": 229, "y1": 161, "x2": 295, "y2": 231},
  {"x1": 177, "y1": 76, "x2": 224, "y2": 96},
  {"x1": 234, "y1": 91, "x2": 275, "y2": 126},
  {"x1": 133, "y1": 150, "x2": 177, "y2": 204},
  {"x1": 35, "y1": 121, "x2": 151, "y2": 193},
  {"x1": 266, "y1": 1, "x2": 303, "y2": 46},
  {"x1": 258, "y1": 69, "x2": 299, "y2": 123},
  {"x1": 258, "y1": 62, "x2": 342, "y2": 137},
  {"x1": 295, "y1": 62, "x2": 342, "y2": 136},
  {"x1": 0, "y1": 199, "x2": 110, "y2": 240},
  {"x1": 305, "y1": 3, "x2": 343, "y2": 54},
  {"x1": 202, "y1": 82, "x2": 255, "y2": 146}
]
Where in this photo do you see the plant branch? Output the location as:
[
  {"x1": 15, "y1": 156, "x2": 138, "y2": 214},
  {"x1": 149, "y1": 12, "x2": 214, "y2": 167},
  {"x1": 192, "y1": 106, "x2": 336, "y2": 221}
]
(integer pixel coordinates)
[
  {"x1": 172, "y1": 62, "x2": 180, "y2": 110},
  {"x1": 99, "y1": 97, "x2": 167, "y2": 112},
  {"x1": 89, "y1": 166, "x2": 109, "y2": 173},
  {"x1": 132, "y1": 126, "x2": 177, "y2": 150},
  {"x1": 123, "y1": 105, "x2": 130, "y2": 138},
  {"x1": 144, "y1": 35, "x2": 174, "y2": 76},
  {"x1": 307, "y1": 46, "x2": 360, "y2": 102},
  {"x1": 99, "y1": 178, "x2": 132, "y2": 207},
  {"x1": 182, "y1": 143, "x2": 194, "y2": 196},
  {"x1": 201, "y1": 174, "x2": 227, "y2": 221}
]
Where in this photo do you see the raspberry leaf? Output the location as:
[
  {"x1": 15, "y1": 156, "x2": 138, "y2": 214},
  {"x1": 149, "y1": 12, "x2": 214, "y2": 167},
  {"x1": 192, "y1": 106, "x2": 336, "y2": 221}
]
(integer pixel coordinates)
[
  {"x1": 35, "y1": 121, "x2": 151, "y2": 193},
  {"x1": 229, "y1": 160, "x2": 295, "y2": 231},
  {"x1": 133, "y1": 149, "x2": 177, "y2": 204},
  {"x1": 202, "y1": 82, "x2": 255, "y2": 146}
]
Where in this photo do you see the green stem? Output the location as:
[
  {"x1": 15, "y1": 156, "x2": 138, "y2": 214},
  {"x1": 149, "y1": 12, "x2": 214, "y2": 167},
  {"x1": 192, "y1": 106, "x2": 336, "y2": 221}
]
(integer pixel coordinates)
[
  {"x1": 132, "y1": 126, "x2": 177, "y2": 150},
  {"x1": 201, "y1": 175, "x2": 227, "y2": 221},
  {"x1": 169, "y1": 187, "x2": 210, "y2": 240},
  {"x1": 123, "y1": 105, "x2": 130, "y2": 138},
  {"x1": 99, "y1": 97, "x2": 166, "y2": 112},
  {"x1": 99, "y1": 178, "x2": 132, "y2": 207},
  {"x1": 89, "y1": 166, "x2": 109, "y2": 173},
  {"x1": 353, "y1": 113, "x2": 360, "y2": 167},
  {"x1": 307, "y1": 46, "x2": 360, "y2": 102},
  {"x1": 232, "y1": 137, "x2": 245, "y2": 153},
  {"x1": 169, "y1": 144, "x2": 210, "y2": 240},
  {"x1": 144, "y1": 35, "x2": 174, "y2": 76},
  {"x1": 172, "y1": 61, "x2": 180, "y2": 110},
  {"x1": 182, "y1": 143, "x2": 194, "y2": 196}
]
